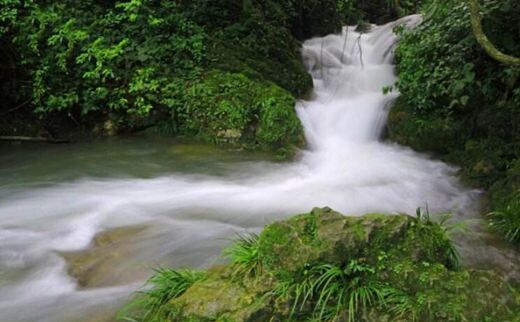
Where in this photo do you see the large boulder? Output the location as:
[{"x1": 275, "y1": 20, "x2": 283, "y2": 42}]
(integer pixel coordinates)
[{"x1": 134, "y1": 208, "x2": 519, "y2": 321}]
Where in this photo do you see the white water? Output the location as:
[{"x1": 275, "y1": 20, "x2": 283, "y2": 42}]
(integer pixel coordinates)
[{"x1": 0, "y1": 16, "x2": 489, "y2": 321}]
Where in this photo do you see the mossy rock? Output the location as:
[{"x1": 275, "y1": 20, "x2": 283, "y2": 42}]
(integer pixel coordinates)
[
  {"x1": 145, "y1": 208, "x2": 519, "y2": 322},
  {"x1": 258, "y1": 207, "x2": 415, "y2": 273},
  {"x1": 386, "y1": 97, "x2": 463, "y2": 155},
  {"x1": 177, "y1": 70, "x2": 304, "y2": 156},
  {"x1": 169, "y1": 266, "x2": 275, "y2": 322}
]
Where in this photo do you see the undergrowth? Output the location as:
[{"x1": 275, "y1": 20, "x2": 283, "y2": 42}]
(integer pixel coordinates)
[
  {"x1": 119, "y1": 268, "x2": 205, "y2": 322},
  {"x1": 278, "y1": 260, "x2": 392, "y2": 322},
  {"x1": 489, "y1": 189, "x2": 520, "y2": 243}
]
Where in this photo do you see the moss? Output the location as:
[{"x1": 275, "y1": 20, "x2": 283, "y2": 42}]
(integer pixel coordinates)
[
  {"x1": 177, "y1": 70, "x2": 304, "y2": 155},
  {"x1": 208, "y1": 33, "x2": 313, "y2": 98},
  {"x1": 386, "y1": 97, "x2": 464, "y2": 155},
  {"x1": 168, "y1": 266, "x2": 275, "y2": 322},
  {"x1": 125, "y1": 208, "x2": 520, "y2": 321}
]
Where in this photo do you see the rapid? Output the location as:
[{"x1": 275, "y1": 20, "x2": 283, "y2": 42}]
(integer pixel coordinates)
[{"x1": 0, "y1": 16, "x2": 516, "y2": 322}]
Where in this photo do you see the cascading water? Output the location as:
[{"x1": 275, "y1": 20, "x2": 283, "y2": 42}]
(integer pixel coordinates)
[{"x1": 1, "y1": 16, "x2": 515, "y2": 322}]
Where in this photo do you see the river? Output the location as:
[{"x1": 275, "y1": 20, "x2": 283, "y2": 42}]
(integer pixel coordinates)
[{"x1": 0, "y1": 16, "x2": 517, "y2": 322}]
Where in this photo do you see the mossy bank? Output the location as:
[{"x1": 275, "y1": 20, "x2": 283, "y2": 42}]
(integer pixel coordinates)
[
  {"x1": 387, "y1": 0, "x2": 520, "y2": 244},
  {"x1": 121, "y1": 208, "x2": 520, "y2": 322}
]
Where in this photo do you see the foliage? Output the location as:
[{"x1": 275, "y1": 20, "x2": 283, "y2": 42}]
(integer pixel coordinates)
[
  {"x1": 414, "y1": 206, "x2": 465, "y2": 268},
  {"x1": 224, "y1": 233, "x2": 262, "y2": 277},
  {"x1": 0, "y1": 0, "x2": 20, "y2": 37},
  {"x1": 143, "y1": 208, "x2": 519, "y2": 321},
  {"x1": 279, "y1": 260, "x2": 390, "y2": 322},
  {"x1": 489, "y1": 193, "x2": 520, "y2": 243},
  {"x1": 2, "y1": 0, "x2": 350, "y2": 152},
  {"x1": 173, "y1": 71, "x2": 303, "y2": 153},
  {"x1": 466, "y1": 0, "x2": 520, "y2": 65},
  {"x1": 390, "y1": 0, "x2": 520, "y2": 243},
  {"x1": 8, "y1": 1, "x2": 205, "y2": 126},
  {"x1": 336, "y1": 0, "x2": 425, "y2": 24},
  {"x1": 120, "y1": 268, "x2": 206, "y2": 322},
  {"x1": 1, "y1": 0, "x2": 430, "y2": 149}
]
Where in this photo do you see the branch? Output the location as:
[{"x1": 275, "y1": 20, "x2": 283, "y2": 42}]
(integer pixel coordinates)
[
  {"x1": 466, "y1": 0, "x2": 520, "y2": 66},
  {"x1": 0, "y1": 99, "x2": 31, "y2": 116},
  {"x1": 0, "y1": 136, "x2": 70, "y2": 144}
]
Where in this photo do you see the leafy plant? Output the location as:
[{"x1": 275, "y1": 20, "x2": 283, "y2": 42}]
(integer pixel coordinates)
[
  {"x1": 279, "y1": 260, "x2": 391, "y2": 322},
  {"x1": 224, "y1": 233, "x2": 263, "y2": 277},
  {"x1": 415, "y1": 207, "x2": 461, "y2": 269},
  {"x1": 488, "y1": 189, "x2": 520, "y2": 243},
  {"x1": 120, "y1": 268, "x2": 205, "y2": 322},
  {"x1": 386, "y1": 289, "x2": 420, "y2": 322}
]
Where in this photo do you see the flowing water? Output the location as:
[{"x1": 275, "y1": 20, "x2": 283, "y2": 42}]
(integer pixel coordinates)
[{"x1": 0, "y1": 16, "x2": 518, "y2": 322}]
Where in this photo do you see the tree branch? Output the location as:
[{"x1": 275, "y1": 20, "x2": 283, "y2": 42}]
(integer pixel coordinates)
[
  {"x1": 0, "y1": 136, "x2": 70, "y2": 144},
  {"x1": 466, "y1": 0, "x2": 520, "y2": 66}
]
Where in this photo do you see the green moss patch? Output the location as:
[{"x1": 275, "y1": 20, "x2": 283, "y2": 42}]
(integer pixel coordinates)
[{"x1": 175, "y1": 71, "x2": 304, "y2": 155}]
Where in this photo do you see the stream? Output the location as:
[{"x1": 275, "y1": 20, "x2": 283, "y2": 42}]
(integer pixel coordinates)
[{"x1": 0, "y1": 16, "x2": 518, "y2": 322}]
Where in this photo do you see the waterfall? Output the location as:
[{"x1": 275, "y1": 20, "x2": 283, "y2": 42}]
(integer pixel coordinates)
[{"x1": 0, "y1": 16, "x2": 481, "y2": 322}]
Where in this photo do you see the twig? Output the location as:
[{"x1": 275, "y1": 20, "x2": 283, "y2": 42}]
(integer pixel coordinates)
[
  {"x1": 340, "y1": 27, "x2": 349, "y2": 63},
  {"x1": 356, "y1": 34, "x2": 364, "y2": 68},
  {"x1": 0, "y1": 99, "x2": 31, "y2": 117},
  {"x1": 0, "y1": 136, "x2": 70, "y2": 144},
  {"x1": 320, "y1": 38, "x2": 325, "y2": 78}
]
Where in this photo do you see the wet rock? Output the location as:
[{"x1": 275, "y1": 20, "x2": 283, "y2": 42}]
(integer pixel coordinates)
[{"x1": 61, "y1": 226, "x2": 147, "y2": 288}]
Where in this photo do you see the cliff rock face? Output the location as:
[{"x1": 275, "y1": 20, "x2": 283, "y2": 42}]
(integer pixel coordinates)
[{"x1": 152, "y1": 208, "x2": 519, "y2": 321}]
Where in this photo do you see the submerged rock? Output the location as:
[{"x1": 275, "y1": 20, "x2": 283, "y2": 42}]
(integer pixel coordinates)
[
  {"x1": 128, "y1": 207, "x2": 519, "y2": 321},
  {"x1": 61, "y1": 226, "x2": 147, "y2": 288}
]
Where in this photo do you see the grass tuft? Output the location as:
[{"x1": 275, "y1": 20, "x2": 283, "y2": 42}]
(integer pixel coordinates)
[
  {"x1": 415, "y1": 206, "x2": 462, "y2": 269},
  {"x1": 223, "y1": 233, "x2": 262, "y2": 277},
  {"x1": 489, "y1": 190, "x2": 520, "y2": 243},
  {"x1": 277, "y1": 260, "x2": 392, "y2": 322},
  {"x1": 119, "y1": 268, "x2": 205, "y2": 322}
]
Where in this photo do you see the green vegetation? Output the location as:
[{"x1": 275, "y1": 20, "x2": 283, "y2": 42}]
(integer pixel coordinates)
[
  {"x1": 337, "y1": 0, "x2": 425, "y2": 24},
  {"x1": 279, "y1": 260, "x2": 389, "y2": 322},
  {"x1": 223, "y1": 233, "x2": 262, "y2": 277},
  {"x1": 121, "y1": 208, "x2": 520, "y2": 321},
  {"x1": 466, "y1": 0, "x2": 520, "y2": 66},
  {"x1": 0, "y1": 0, "x2": 346, "y2": 153},
  {"x1": 389, "y1": 0, "x2": 520, "y2": 244},
  {"x1": 0, "y1": 0, "x2": 426, "y2": 153},
  {"x1": 120, "y1": 268, "x2": 206, "y2": 322},
  {"x1": 176, "y1": 71, "x2": 304, "y2": 153}
]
